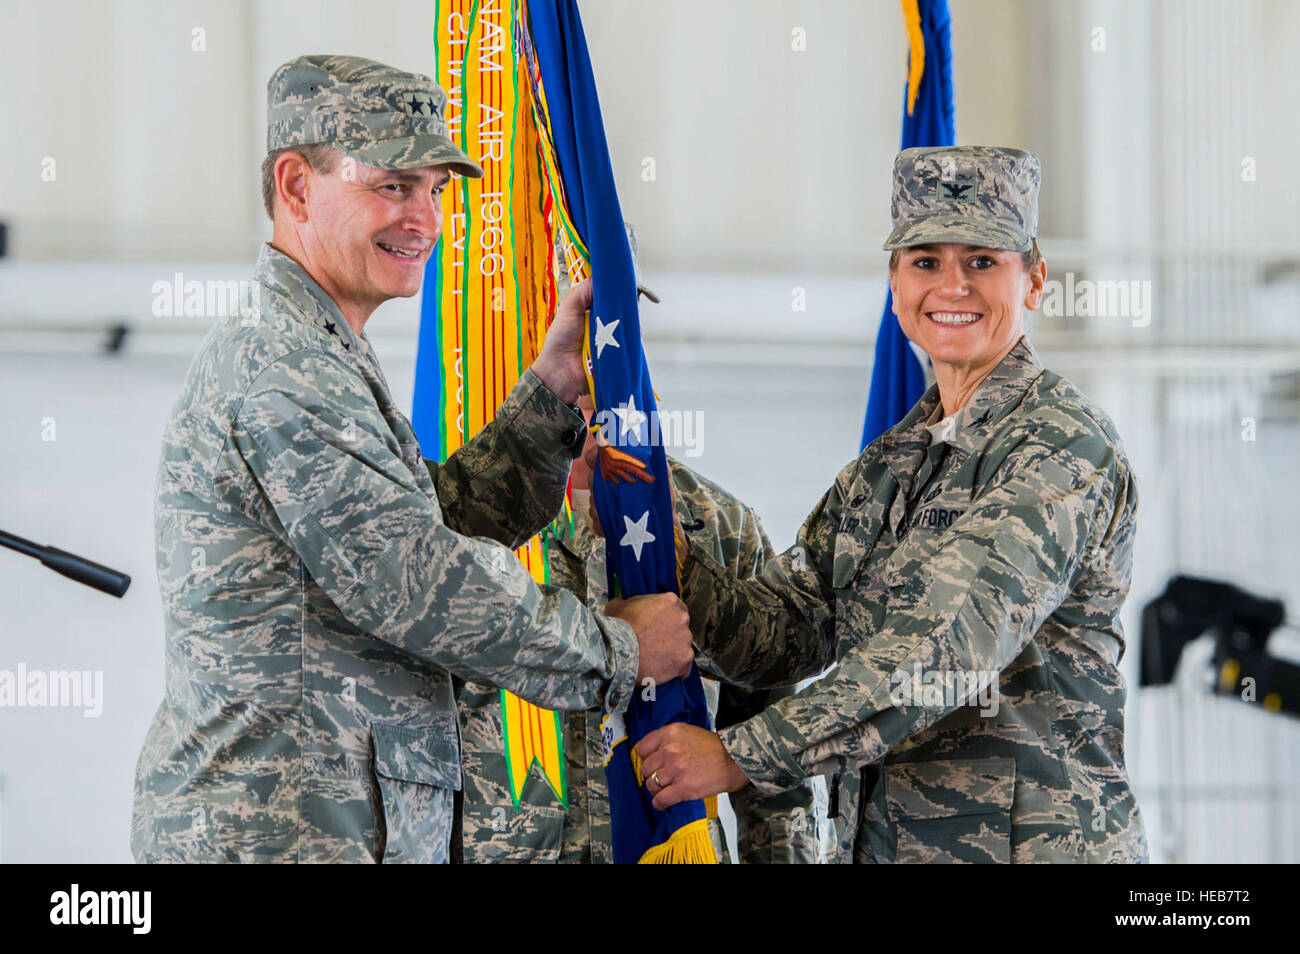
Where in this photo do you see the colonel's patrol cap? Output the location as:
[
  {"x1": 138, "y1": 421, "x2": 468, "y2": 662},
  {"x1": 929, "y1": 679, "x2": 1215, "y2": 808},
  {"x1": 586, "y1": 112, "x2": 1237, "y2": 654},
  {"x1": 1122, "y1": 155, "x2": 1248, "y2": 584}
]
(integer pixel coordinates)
[
  {"x1": 883, "y1": 146, "x2": 1040, "y2": 252},
  {"x1": 266, "y1": 54, "x2": 483, "y2": 178}
]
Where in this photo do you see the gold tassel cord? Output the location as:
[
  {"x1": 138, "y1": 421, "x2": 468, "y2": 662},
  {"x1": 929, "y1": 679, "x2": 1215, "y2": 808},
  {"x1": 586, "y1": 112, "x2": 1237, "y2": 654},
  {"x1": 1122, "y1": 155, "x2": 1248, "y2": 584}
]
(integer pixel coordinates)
[{"x1": 901, "y1": 0, "x2": 925, "y2": 116}]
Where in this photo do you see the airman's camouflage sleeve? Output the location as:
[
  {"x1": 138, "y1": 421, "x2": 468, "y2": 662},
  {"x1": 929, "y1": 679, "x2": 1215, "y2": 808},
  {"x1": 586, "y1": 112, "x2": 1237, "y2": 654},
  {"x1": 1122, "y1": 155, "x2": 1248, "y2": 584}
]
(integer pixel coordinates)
[
  {"x1": 711, "y1": 502, "x2": 825, "y2": 864},
  {"x1": 232, "y1": 349, "x2": 638, "y2": 715},
  {"x1": 714, "y1": 422, "x2": 1124, "y2": 795},
  {"x1": 731, "y1": 499, "x2": 773, "y2": 578},
  {"x1": 425, "y1": 368, "x2": 583, "y2": 547},
  {"x1": 680, "y1": 462, "x2": 852, "y2": 689}
]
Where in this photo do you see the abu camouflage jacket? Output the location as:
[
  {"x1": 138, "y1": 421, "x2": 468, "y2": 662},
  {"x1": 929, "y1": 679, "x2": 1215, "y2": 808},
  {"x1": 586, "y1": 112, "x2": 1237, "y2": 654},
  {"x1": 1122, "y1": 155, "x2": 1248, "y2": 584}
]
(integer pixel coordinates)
[
  {"x1": 132, "y1": 244, "x2": 638, "y2": 863},
  {"x1": 680, "y1": 337, "x2": 1147, "y2": 864}
]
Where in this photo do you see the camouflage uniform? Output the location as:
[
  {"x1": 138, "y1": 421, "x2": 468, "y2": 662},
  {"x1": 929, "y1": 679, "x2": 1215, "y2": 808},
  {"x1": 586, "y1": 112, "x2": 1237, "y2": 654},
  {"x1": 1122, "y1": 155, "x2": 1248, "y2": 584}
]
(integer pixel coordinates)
[
  {"x1": 131, "y1": 56, "x2": 638, "y2": 864},
  {"x1": 678, "y1": 148, "x2": 1147, "y2": 863},
  {"x1": 715, "y1": 683, "x2": 831, "y2": 863},
  {"x1": 458, "y1": 460, "x2": 826, "y2": 863}
]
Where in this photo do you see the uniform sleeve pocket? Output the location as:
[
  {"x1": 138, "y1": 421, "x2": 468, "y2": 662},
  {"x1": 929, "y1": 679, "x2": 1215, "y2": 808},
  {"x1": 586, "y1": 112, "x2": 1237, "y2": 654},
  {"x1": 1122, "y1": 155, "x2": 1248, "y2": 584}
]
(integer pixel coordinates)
[
  {"x1": 371, "y1": 722, "x2": 461, "y2": 863},
  {"x1": 885, "y1": 757, "x2": 1015, "y2": 864}
]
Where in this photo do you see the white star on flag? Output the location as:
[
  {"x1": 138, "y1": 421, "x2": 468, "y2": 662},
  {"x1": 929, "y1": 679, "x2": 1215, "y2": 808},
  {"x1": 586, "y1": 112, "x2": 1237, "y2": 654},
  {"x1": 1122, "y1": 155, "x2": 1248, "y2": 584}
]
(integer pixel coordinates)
[
  {"x1": 613, "y1": 394, "x2": 647, "y2": 440},
  {"x1": 619, "y1": 511, "x2": 656, "y2": 561},
  {"x1": 594, "y1": 316, "x2": 621, "y2": 358}
]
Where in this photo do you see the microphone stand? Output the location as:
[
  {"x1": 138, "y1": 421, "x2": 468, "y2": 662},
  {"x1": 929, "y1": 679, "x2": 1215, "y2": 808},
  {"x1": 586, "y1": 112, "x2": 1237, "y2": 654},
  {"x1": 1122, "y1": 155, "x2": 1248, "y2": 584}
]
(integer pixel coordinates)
[{"x1": 0, "y1": 528, "x2": 131, "y2": 598}]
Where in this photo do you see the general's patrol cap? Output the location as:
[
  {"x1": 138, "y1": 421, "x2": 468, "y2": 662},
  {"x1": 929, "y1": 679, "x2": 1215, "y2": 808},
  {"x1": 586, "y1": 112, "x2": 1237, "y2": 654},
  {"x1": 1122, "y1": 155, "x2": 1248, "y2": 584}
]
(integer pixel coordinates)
[
  {"x1": 266, "y1": 54, "x2": 483, "y2": 178},
  {"x1": 883, "y1": 146, "x2": 1040, "y2": 252}
]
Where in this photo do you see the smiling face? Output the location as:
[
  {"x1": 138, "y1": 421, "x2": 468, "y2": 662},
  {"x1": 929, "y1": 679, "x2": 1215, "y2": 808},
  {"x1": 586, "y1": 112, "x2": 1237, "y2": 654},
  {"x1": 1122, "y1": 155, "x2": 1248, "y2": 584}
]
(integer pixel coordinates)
[
  {"x1": 889, "y1": 243, "x2": 1045, "y2": 379},
  {"x1": 276, "y1": 151, "x2": 449, "y2": 319}
]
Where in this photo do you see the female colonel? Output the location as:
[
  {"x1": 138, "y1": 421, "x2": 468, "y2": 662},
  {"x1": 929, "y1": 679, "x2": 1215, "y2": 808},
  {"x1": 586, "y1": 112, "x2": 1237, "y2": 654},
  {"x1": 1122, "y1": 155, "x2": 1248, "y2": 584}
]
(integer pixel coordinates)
[{"x1": 637, "y1": 146, "x2": 1147, "y2": 864}]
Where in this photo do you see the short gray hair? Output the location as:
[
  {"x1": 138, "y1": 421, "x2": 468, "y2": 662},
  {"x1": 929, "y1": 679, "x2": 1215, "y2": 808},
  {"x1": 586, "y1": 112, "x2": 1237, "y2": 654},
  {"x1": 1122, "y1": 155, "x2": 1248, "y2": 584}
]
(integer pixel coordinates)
[{"x1": 260, "y1": 144, "x2": 340, "y2": 220}]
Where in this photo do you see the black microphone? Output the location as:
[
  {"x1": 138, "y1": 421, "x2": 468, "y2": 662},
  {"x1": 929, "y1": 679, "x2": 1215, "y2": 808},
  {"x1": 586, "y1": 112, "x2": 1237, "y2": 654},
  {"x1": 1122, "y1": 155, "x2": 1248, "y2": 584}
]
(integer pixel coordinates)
[{"x1": 0, "y1": 528, "x2": 131, "y2": 598}]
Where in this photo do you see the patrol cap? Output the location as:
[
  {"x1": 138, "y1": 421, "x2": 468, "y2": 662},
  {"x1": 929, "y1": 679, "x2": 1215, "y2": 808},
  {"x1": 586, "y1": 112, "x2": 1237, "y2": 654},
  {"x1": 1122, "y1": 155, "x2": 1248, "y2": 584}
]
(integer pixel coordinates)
[
  {"x1": 266, "y1": 54, "x2": 483, "y2": 178},
  {"x1": 883, "y1": 146, "x2": 1040, "y2": 252}
]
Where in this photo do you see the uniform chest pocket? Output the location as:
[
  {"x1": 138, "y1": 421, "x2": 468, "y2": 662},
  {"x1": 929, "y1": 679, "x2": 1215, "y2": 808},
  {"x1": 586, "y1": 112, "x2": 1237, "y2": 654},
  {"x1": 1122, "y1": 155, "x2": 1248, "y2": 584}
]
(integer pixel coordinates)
[
  {"x1": 885, "y1": 757, "x2": 1015, "y2": 864},
  {"x1": 882, "y1": 534, "x2": 941, "y2": 591},
  {"x1": 831, "y1": 506, "x2": 886, "y2": 590},
  {"x1": 884, "y1": 486, "x2": 971, "y2": 591},
  {"x1": 371, "y1": 722, "x2": 462, "y2": 864}
]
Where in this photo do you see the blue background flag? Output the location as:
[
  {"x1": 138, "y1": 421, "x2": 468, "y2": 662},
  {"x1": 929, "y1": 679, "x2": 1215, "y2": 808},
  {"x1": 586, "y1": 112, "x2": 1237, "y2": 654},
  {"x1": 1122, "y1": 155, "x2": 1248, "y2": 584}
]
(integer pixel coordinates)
[
  {"x1": 411, "y1": 241, "x2": 442, "y2": 454},
  {"x1": 861, "y1": 0, "x2": 955, "y2": 449}
]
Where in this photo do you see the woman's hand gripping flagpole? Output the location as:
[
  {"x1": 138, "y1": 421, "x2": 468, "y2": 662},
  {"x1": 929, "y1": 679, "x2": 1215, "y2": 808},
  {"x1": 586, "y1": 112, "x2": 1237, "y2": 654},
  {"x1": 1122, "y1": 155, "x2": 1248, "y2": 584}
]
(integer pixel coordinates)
[{"x1": 636, "y1": 723, "x2": 752, "y2": 811}]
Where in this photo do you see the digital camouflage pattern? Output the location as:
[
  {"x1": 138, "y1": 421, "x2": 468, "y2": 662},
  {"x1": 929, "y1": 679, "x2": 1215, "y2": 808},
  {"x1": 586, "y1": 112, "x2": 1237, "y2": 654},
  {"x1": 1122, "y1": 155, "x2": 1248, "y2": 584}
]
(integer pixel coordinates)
[
  {"x1": 883, "y1": 146, "x2": 1040, "y2": 252},
  {"x1": 457, "y1": 460, "x2": 827, "y2": 863},
  {"x1": 714, "y1": 681, "x2": 832, "y2": 863},
  {"x1": 132, "y1": 243, "x2": 639, "y2": 863},
  {"x1": 266, "y1": 54, "x2": 483, "y2": 178},
  {"x1": 680, "y1": 337, "x2": 1148, "y2": 863}
]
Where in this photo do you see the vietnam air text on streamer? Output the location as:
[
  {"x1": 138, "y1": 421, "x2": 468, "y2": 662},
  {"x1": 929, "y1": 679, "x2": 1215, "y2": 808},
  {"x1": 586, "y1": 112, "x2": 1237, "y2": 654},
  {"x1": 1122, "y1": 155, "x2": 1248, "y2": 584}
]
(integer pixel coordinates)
[{"x1": 49, "y1": 885, "x2": 151, "y2": 935}]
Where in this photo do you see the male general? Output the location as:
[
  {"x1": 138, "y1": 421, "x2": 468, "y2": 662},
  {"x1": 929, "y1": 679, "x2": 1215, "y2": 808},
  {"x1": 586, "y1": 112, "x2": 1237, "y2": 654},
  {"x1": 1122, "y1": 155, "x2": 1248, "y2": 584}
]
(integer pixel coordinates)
[{"x1": 131, "y1": 55, "x2": 693, "y2": 864}]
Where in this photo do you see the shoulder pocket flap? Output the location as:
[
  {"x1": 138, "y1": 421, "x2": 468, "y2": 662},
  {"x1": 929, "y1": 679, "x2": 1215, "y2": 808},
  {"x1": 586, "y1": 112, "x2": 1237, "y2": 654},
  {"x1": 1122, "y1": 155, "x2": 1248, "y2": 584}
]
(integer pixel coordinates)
[
  {"x1": 372, "y1": 722, "x2": 462, "y2": 791},
  {"x1": 885, "y1": 757, "x2": 1014, "y2": 819}
]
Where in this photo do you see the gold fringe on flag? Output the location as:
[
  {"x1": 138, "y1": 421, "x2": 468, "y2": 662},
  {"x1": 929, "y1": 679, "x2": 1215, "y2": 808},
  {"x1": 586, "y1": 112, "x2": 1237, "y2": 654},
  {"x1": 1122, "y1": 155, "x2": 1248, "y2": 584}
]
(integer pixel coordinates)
[{"x1": 637, "y1": 819, "x2": 717, "y2": 865}]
